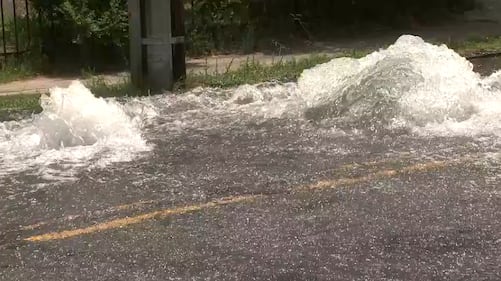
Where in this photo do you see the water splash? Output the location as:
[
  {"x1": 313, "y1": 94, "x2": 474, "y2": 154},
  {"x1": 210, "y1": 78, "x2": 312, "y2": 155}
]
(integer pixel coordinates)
[
  {"x1": 0, "y1": 81, "x2": 152, "y2": 180},
  {"x1": 3, "y1": 35, "x2": 501, "y2": 184},
  {"x1": 172, "y1": 36, "x2": 501, "y2": 136},
  {"x1": 298, "y1": 35, "x2": 501, "y2": 134},
  {"x1": 36, "y1": 81, "x2": 147, "y2": 149}
]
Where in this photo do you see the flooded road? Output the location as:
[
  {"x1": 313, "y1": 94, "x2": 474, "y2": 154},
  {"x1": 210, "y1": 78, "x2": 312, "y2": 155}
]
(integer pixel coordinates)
[{"x1": 1, "y1": 36, "x2": 501, "y2": 280}]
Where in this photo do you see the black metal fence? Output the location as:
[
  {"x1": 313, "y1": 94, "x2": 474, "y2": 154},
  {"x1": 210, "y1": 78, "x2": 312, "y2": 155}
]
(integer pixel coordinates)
[{"x1": 0, "y1": 0, "x2": 32, "y2": 62}]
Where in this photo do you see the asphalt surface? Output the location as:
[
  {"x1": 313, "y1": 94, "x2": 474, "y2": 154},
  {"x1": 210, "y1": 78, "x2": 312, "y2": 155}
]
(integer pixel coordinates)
[{"x1": 1, "y1": 58, "x2": 501, "y2": 281}]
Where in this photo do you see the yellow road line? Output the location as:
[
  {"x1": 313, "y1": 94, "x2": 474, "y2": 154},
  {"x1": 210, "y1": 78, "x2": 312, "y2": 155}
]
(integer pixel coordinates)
[
  {"x1": 19, "y1": 155, "x2": 458, "y2": 232},
  {"x1": 23, "y1": 158, "x2": 467, "y2": 243},
  {"x1": 115, "y1": 200, "x2": 157, "y2": 211},
  {"x1": 302, "y1": 160, "x2": 453, "y2": 191},
  {"x1": 24, "y1": 195, "x2": 260, "y2": 243},
  {"x1": 19, "y1": 200, "x2": 159, "y2": 232}
]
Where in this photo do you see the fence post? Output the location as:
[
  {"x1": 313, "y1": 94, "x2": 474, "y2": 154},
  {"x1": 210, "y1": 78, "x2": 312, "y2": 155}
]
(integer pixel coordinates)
[
  {"x1": 172, "y1": 0, "x2": 186, "y2": 82},
  {"x1": 0, "y1": 0, "x2": 6, "y2": 63}
]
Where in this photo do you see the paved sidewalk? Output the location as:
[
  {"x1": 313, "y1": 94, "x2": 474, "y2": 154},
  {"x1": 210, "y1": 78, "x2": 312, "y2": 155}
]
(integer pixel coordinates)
[
  {"x1": 0, "y1": 77, "x2": 75, "y2": 96},
  {"x1": 0, "y1": 53, "x2": 338, "y2": 96},
  {"x1": 0, "y1": 73, "x2": 130, "y2": 96}
]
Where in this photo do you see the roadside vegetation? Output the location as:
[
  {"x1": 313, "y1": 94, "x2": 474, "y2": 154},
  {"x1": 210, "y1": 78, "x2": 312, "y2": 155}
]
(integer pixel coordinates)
[
  {"x1": 0, "y1": 76, "x2": 141, "y2": 118},
  {"x1": 1, "y1": 0, "x2": 500, "y2": 115},
  {"x1": 2, "y1": 31, "x2": 500, "y2": 117},
  {"x1": 0, "y1": 58, "x2": 38, "y2": 84},
  {"x1": 184, "y1": 54, "x2": 332, "y2": 88},
  {"x1": 0, "y1": 93, "x2": 41, "y2": 120},
  {"x1": 2, "y1": 34, "x2": 500, "y2": 86},
  {"x1": 5, "y1": 0, "x2": 481, "y2": 71},
  {"x1": 450, "y1": 36, "x2": 501, "y2": 56}
]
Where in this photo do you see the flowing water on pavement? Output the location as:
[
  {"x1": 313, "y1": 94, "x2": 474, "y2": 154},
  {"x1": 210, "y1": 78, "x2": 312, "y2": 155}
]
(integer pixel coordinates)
[{"x1": 2, "y1": 35, "x2": 501, "y2": 198}]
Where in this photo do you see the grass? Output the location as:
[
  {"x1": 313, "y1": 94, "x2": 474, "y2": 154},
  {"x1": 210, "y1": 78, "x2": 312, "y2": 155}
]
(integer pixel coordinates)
[
  {"x1": 0, "y1": 93, "x2": 41, "y2": 111},
  {"x1": 84, "y1": 76, "x2": 143, "y2": 98},
  {"x1": 2, "y1": 34, "x2": 501, "y2": 114},
  {"x1": 184, "y1": 54, "x2": 332, "y2": 89},
  {"x1": 0, "y1": 56, "x2": 40, "y2": 84},
  {"x1": 0, "y1": 76, "x2": 141, "y2": 119},
  {"x1": 0, "y1": 93, "x2": 41, "y2": 120},
  {"x1": 0, "y1": 14, "x2": 44, "y2": 83},
  {"x1": 0, "y1": 55, "x2": 332, "y2": 114},
  {"x1": 448, "y1": 36, "x2": 501, "y2": 56}
]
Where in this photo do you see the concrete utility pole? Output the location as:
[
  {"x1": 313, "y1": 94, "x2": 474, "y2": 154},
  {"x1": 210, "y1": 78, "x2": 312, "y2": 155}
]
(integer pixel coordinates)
[{"x1": 128, "y1": 0, "x2": 186, "y2": 92}]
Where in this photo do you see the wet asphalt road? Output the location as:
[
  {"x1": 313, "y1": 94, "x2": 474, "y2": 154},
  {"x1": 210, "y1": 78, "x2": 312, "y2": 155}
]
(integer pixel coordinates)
[
  {"x1": 1, "y1": 123, "x2": 501, "y2": 281},
  {"x1": 1, "y1": 58, "x2": 501, "y2": 281}
]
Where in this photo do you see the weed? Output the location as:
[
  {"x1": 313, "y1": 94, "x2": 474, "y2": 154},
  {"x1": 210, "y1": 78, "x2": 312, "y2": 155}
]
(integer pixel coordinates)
[
  {"x1": 0, "y1": 93, "x2": 41, "y2": 120},
  {"x1": 185, "y1": 54, "x2": 332, "y2": 89},
  {"x1": 84, "y1": 75, "x2": 143, "y2": 97},
  {"x1": 447, "y1": 36, "x2": 501, "y2": 56},
  {"x1": 0, "y1": 59, "x2": 36, "y2": 83}
]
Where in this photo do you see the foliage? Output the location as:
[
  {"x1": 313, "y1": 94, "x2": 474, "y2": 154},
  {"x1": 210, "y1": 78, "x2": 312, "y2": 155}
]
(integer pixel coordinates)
[
  {"x1": 0, "y1": 49, "x2": 46, "y2": 83},
  {"x1": 0, "y1": 16, "x2": 35, "y2": 50},
  {"x1": 57, "y1": 0, "x2": 128, "y2": 47},
  {"x1": 21, "y1": 0, "x2": 482, "y2": 71},
  {"x1": 186, "y1": 0, "x2": 477, "y2": 55},
  {"x1": 28, "y1": 0, "x2": 479, "y2": 59},
  {"x1": 187, "y1": 0, "x2": 252, "y2": 55},
  {"x1": 0, "y1": 59, "x2": 35, "y2": 83},
  {"x1": 0, "y1": 10, "x2": 47, "y2": 82},
  {"x1": 31, "y1": 0, "x2": 128, "y2": 45},
  {"x1": 30, "y1": 0, "x2": 129, "y2": 69}
]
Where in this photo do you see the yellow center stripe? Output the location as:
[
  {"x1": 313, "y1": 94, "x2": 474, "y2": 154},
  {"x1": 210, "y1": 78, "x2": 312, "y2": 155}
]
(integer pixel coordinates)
[
  {"x1": 304, "y1": 160, "x2": 452, "y2": 191},
  {"x1": 24, "y1": 158, "x2": 463, "y2": 243},
  {"x1": 25, "y1": 195, "x2": 260, "y2": 242}
]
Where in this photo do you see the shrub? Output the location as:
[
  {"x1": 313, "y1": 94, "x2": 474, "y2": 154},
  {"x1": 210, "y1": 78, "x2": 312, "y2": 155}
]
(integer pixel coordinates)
[
  {"x1": 30, "y1": 0, "x2": 478, "y2": 62},
  {"x1": 31, "y1": 0, "x2": 128, "y2": 69}
]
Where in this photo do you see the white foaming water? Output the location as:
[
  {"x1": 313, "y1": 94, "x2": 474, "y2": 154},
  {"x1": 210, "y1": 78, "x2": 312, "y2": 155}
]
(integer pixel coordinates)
[
  {"x1": 181, "y1": 35, "x2": 501, "y2": 137},
  {"x1": 0, "y1": 81, "x2": 152, "y2": 180},
  {"x1": 297, "y1": 35, "x2": 501, "y2": 136},
  {"x1": 3, "y1": 35, "x2": 501, "y2": 183}
]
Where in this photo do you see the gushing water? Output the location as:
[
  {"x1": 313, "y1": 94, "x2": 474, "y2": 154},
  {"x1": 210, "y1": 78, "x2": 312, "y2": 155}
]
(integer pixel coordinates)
[
  {"x1": 0, "y1": 81, "x2": 152, "y2": 181},
  {"x1": 298, "y1": 35, "x2": 501, "y2": 135},
  {"x1": 2, "y1": 35, "x2": 501, "y2": 184}
]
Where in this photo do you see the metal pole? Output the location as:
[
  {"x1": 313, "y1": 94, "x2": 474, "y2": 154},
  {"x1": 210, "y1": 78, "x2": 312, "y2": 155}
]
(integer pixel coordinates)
[
  {"x1": 191, "y1": 0, "x2": 194, "y2": 27},
  {"x1": 12, "y1": 0, "x2": 19, "y2": 56},
  {"x1": 172, "y1": 0, "x2": 186, "y2": 81},
  {"x1": 0, "y1": 0, "x2": 7, "y2": 61},
  {"x1": 25, "y1": 0, "x2": 31, "y2": 49}
]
